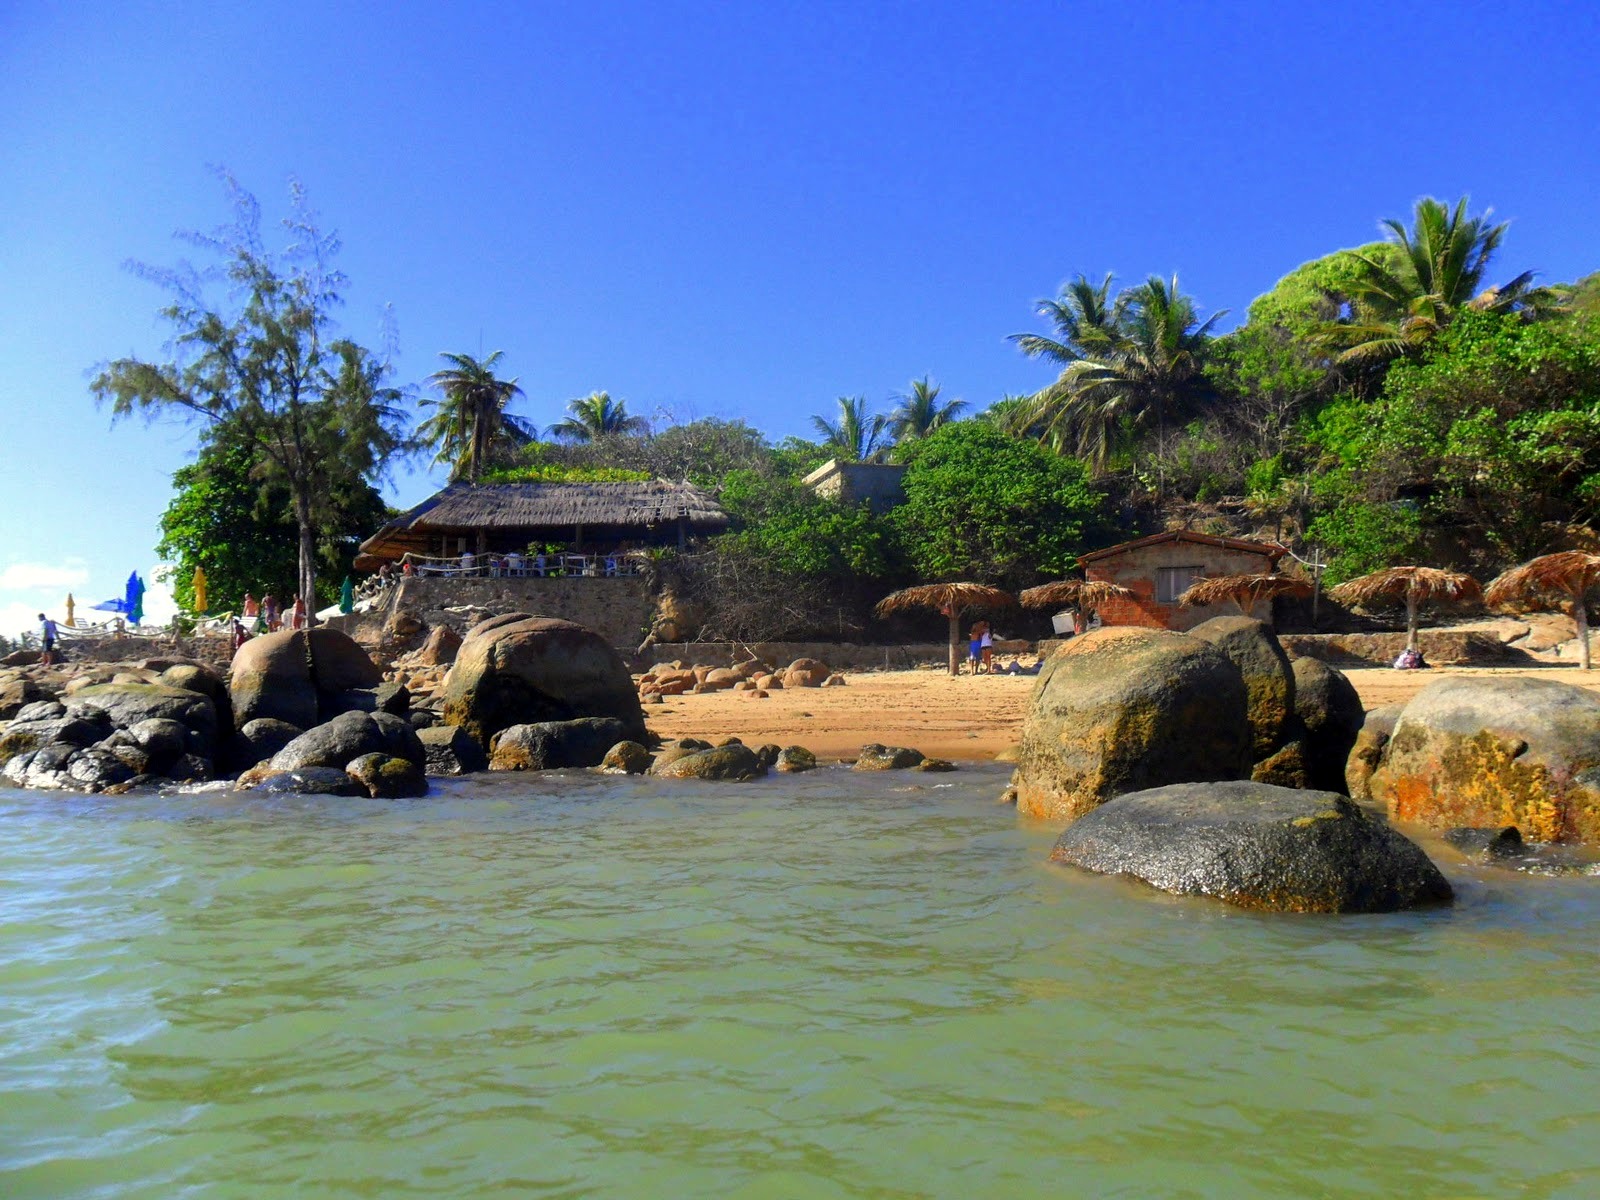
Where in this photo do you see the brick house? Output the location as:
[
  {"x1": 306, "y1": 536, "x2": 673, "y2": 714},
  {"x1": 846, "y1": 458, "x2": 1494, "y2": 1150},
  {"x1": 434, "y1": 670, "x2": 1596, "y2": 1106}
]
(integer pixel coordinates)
[{"x1": 1080, "y1": 531, "x2": 1287, "y2": 632}]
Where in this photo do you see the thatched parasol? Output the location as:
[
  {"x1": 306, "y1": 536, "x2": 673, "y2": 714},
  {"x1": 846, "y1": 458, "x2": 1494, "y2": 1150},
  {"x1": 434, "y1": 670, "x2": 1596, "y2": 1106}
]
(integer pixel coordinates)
[
  {"x1": 1329, "y1": 566, "x2": 1482, "y2": 651},
  {"x1": 1178, "y1": 573, "x2": 1312, "y2": 619},
  {"x1": 1019, "y1": 579, "x2": 1133, "y2": 613},
  {"x1": 876, "y1": 582, "x2": 1016, "y2": 676},
  {"x1": 1485, "y1": 550, "x2": 1600, "y2": 670}
]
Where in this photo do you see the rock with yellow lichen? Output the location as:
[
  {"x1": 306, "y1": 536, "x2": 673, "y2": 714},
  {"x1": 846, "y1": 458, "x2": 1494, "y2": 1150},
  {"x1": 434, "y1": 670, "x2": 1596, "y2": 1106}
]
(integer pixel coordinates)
[{"x1": 1367, "y1": 677, "x2": 1600, "y2": 844}]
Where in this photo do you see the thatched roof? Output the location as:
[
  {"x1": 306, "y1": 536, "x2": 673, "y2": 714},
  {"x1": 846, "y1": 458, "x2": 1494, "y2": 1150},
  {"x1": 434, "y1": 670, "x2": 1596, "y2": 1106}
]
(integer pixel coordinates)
[
  {"x1": 1179, "y1": 573, "x2": 1312, "y2": 610},
  {"x1": 1485, "y1": 551, "x2": 1600, "y2": 611},
  {"x1": 875, "y1": 582, "x2": 1016, "y2": 618},
  {"x1": 1019, "y1": 579, "x2": 1132, "y2": 609},
  {"x1": 1329, "y1": 566, "x2": 1481, "y2": 609},
  {"x1": 356, "y1": 480, "x2": 727, "y2": 565}
]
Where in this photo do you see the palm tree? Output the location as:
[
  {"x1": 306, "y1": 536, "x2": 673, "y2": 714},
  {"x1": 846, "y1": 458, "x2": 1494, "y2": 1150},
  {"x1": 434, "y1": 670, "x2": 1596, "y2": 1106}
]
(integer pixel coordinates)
[
  {"x1": 888, "y1": 376, "x2": 967, "y2": 445},
  {"x1": 419, "y1": 351, "x2": 534, "y2": 482},
  {"x1": 1014, "y1": 275, "x2": 1224, "y2": 472},
  {"x1": 1317, "y1": 196, "x2": 1557, "y2": 368},
  {"x1": 1009, "y1": 272, "x2": 1120, "y2": 367},
  {"x1": 547, "y1": 391, "x2": 650, "y2": 442},
  {"x1": 811, "y1": 396, "x2": 890, "y2": 463}
]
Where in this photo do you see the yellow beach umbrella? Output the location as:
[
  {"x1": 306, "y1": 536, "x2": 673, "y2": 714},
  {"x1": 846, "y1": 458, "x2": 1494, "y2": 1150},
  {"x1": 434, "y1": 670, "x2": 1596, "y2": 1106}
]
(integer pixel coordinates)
[
  {"x1": 65, "y1": 593, "x2": 76, "y2": 627},
  {"x1": 192, "y1": 565, "x2": 208, "y2": 614}
]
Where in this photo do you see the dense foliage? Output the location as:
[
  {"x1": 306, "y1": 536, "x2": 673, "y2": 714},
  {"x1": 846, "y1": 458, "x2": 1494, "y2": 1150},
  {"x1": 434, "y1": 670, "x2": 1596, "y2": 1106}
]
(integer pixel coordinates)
[{"x1": 157, "y1": 442, "x2": 391, "y2": 610}]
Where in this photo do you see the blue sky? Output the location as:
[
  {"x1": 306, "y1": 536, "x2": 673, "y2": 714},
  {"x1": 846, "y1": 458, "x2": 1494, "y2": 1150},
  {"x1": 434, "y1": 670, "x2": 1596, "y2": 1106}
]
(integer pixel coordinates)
[{"x1": 1, "y1": 1, "x2": 1596, "y2": 634}]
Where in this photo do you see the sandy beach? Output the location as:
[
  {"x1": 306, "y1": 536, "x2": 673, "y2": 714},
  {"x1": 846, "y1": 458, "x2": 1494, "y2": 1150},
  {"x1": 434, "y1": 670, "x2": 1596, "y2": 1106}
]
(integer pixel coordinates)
[{"x1": 650, "y1": 661, "x2": 1600, "y2": 762}]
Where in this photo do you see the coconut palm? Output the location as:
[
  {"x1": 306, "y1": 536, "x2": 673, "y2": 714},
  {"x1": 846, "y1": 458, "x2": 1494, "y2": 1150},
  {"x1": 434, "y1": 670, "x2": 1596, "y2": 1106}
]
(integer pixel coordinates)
[
  {"x1": 889, "y1": 377, "x2": 967, "y2": 445},
  {"x1": 811, "y1": 396, "x2": 890, "y2": 463},
  {"x1": 1014, "y1": 275, "x2": 1224, "y2": 472},
  {"x1": 1009, "y1": 272, "x2": 1120, "y2": 366},
  {"x1": 547, "y1": 391, "x2": 650, "y2": 442},
  {"x1": 1329, "y1": 566, "x2": 1481, "y2": 651},
  {"x1": 1486, "y1": 551, "x2": 1600, "y2": 670},
  {"x1": 1317, "y1": 196, "x2": 1557, "y2": 368},
  {"x1": 419, "y1": 351, "x2": 535, "y2": 482}
]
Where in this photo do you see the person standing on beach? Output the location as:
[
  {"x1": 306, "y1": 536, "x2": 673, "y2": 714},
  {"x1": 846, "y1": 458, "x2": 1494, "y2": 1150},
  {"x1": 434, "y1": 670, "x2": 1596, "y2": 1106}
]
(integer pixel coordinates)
[
  {"x1": 38, "y1": 613, "x2": 60, "y2": 666},
  {"x1": 968, "y1": 620, "x2": 986, "y2": 674},
  {"x1": 262, "y1": 593, "x2": 280, "y2": 632},
  {"x1": 289, "y1": 595, "x2": 307, "y2": 631},
  {"x1": 980, "y1": 622, "x2": 994, "y2": 673},
  {"x1": 242, "y1": 592, "x2": 259, "y2": 621}
]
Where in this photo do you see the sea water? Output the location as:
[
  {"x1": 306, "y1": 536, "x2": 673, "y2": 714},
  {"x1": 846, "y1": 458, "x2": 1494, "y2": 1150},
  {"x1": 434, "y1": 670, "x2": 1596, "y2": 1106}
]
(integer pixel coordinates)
[{"x1": 2, "y1": 767, "x2": 1598, "y2": 1199}]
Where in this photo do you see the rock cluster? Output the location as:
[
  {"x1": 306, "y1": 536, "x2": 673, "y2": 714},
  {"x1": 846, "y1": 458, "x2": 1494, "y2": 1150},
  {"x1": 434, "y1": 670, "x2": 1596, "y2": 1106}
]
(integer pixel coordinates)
[
  {"x1": 1013, "y1": 619, "x2": 1450, "y2": 913},
  {"x1": 635, "y1": 657, "x2": 844, "y2": 704}
]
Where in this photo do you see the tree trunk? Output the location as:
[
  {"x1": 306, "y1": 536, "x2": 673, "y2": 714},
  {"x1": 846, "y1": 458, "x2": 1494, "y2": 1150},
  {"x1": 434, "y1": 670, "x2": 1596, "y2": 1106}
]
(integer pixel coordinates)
[
  {"x1": 1406, "y1": 595, "x2": 1419, "y2": 651},
  {"x1": 295, "y1": 491, "x2": 318, "y2": 629},
  {"x1": 948, "y1": 610, "x2": 960, "y2": 677},
  {"x1": 1577, "y1": 592, "x2": 1592, "y2": 671}
]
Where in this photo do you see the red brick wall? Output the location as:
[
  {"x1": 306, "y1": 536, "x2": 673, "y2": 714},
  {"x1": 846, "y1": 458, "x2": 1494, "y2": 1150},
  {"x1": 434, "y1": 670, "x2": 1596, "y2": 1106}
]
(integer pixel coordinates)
[{"x1": 1087, "y1": 544, "x2": 1276, "y2": 631}]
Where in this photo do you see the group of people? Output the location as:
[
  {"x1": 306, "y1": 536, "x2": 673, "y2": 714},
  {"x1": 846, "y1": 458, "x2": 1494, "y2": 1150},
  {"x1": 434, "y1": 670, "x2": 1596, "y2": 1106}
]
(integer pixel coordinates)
[
  {"x1": 231, "y1": 592, "x2": 308, "y2": 650},
  {"x1": 967, "y1": 620, "x2": 995, "y2": 674}
]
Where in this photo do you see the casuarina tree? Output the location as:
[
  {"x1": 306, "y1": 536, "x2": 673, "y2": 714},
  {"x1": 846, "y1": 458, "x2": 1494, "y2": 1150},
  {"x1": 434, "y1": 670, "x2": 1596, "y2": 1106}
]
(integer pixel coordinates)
[{"x1": 91, "y1": 173, "x2": 409, "y2": 619}]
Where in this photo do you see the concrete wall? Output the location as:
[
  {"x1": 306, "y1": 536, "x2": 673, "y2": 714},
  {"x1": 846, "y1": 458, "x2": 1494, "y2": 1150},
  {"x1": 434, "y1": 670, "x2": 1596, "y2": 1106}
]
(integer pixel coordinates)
[
  {"x1": 804, "y1": 461, "x2": 908, "y2": 512},
  {"x1": 637, "y1": 639, "x2": 1030, "y2": 672},
  {"x1": 1088, "y1": 543, "x2": 1276, "y2": 631},
  {"x1": 373, "y1": 575, "x2": 654, "y2": 649}
]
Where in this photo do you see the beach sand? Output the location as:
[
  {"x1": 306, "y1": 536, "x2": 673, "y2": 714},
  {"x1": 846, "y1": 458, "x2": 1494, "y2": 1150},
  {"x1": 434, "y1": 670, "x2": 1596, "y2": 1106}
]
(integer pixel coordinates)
[{"x1": 650, "y1": 662, "x2": 1600, "y2": 763}]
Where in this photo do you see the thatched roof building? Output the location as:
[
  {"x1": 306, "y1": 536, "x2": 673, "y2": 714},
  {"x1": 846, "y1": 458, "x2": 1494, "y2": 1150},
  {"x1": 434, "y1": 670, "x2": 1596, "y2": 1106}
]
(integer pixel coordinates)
[{"x1": 354, "y1": 480, "x2": 728, "y2": 569}]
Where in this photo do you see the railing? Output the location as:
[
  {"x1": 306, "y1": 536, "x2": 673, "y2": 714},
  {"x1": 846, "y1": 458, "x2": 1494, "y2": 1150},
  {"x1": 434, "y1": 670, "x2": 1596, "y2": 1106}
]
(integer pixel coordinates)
[{"x1": 395, "y1": 551, "x2": 647, "y2": 579}]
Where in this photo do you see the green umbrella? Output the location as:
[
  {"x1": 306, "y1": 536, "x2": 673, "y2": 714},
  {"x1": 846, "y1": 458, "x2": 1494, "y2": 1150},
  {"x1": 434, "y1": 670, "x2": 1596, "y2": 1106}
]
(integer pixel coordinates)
[{"x1": 339, "y1": 576, "x2": 354, "y2": 614}]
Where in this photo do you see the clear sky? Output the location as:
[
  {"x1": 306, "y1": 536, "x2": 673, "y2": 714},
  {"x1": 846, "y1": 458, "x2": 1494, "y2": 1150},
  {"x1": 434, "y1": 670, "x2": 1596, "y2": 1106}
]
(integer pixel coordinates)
[{"x1": 1, "y1": 1, "x2": 1596, "y2": 635}]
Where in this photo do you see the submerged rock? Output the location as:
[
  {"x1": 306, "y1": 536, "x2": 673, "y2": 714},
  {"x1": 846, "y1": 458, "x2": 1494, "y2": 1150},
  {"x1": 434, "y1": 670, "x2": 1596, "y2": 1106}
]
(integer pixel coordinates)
[
  {"x1": 346, "y1": 753, "x2": 428, "y2": 799},
  {"x1": 652, "y1": 743, "x2": 766, "y2": 781},
  {"x1": 773, "y1": 745, "x2": 817, "y2": 774},
  {"x1": 490, "y1": 717, "x2": 637, "y2": 771},
  {"x1": 416, "y1": 724, "x2": 488, "y2": 776},
  {"x1": 854, "y1": 744, "x2": 925, "y2": 771},
  {"x1": 1051, "y1": 781, "x2": 1454, "y2": 913}
]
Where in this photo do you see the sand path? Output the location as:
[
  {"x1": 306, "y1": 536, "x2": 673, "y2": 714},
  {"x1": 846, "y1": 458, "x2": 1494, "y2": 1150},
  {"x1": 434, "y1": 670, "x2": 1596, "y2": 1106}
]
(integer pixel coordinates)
[{"x1": 650, "y1": 662, "x2": 1600, "y2": 762}]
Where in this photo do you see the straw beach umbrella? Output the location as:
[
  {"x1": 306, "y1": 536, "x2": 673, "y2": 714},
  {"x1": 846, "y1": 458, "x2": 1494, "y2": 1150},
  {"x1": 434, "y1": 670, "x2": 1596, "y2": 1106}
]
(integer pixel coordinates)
[
  {"x1": 1178, "y1": 573, "x2": 1312, "y2": 620},
  {"x1": 1485, "y1": 550, "x2": 1600, "y2": 670},
  {"x1": 1329, "y1": 566, "x2": 1481, "y2": 651},
  {"x1": 1019, "y1": 579, "x2": 1132, "y2": 627},
  {"x1": 876, "y1": 582, "x2": 1016, "y2": 676}
]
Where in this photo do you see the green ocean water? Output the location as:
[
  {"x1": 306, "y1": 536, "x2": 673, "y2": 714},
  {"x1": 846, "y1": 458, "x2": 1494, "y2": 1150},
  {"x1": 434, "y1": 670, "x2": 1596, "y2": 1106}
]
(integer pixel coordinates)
[{"x1": 3, "y1": 766, "x2": 1599, "y2": 1199}]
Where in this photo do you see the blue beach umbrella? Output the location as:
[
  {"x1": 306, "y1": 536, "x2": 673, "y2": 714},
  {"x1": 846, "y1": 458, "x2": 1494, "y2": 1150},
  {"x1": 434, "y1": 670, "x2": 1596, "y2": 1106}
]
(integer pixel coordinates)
[
  {"x1": 339, "y1": 576, "x2": 354, "y2": 614},
  {"x1": 124, "y1": 571, "x2": 146, "y2": 625}
]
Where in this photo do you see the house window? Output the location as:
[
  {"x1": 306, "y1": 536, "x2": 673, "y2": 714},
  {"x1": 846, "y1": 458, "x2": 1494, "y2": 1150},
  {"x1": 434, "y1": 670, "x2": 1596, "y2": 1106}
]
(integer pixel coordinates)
[{"x1": 1156, "y1": 565, "x2": 1203, "y2": 604}]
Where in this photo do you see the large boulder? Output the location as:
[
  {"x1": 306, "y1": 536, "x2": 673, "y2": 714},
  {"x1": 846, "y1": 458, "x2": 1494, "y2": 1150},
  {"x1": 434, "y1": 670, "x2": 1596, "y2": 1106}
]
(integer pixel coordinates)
[
  {"x1": 1188, "y1": 616, "x2": 1295, "y2": 758},
  {"x1": 268, "y1": 711, "x2": 392, "y2": 772},
  {"x1": 1014, "y1": 627, "x2": 1253, "y2": 822},
  {"x1": 222, "y1": 718, "x2": 305, "y2": 772},
  {"x1": 782, "y1": 658, "x2": 831, "y2": 688},
  {"x1": 1366, "y1": 677, "x2": 1600, "y2": 843},
  {"x1": 854, "y1": 744, "x2": 925, "y2": 771},
  {"x1": 488, "y1": 717, "x2": 636, "y2": 771},
  {"x1": 68, "y1": 684, "x2": 218, "y2": 755},
  {"x1": 440, "y1": 616, "x2": 645, "y2": 748},
  {"x1": 1051, "y1": 781, "x2": 1454, "y2": 913},
  {"x1": 1291, "y1": 657, "x2": 1365, "y2": 793},
  {"x1": 230, "y1": 628, "x2": 383, "y2": 730}
]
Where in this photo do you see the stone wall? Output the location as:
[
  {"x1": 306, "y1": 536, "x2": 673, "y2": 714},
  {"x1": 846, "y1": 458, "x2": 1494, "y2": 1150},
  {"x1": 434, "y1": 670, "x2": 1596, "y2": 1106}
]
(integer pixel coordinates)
[
  {"x1": 359, "y1": 575, "x2": 654, "y2": 649},
  {"x1": 802, "y1": 461, "x2": 908, "y2": 512},
  {"x1": 636, "y1": 639, "x2": 1029, "y2": 672},
  {"x1": 1088, "y1": 543, "x2": 1277, "y2": 631},
  {"x1": 1280, "y1": 631, "x2": 1516, "y2": 667}
]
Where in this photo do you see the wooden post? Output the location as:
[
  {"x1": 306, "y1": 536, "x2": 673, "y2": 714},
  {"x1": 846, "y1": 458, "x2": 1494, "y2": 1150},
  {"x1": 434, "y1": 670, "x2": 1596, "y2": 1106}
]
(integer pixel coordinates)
[{"x1": 948, "y1": 609, "x2": 960, "y2": 677}]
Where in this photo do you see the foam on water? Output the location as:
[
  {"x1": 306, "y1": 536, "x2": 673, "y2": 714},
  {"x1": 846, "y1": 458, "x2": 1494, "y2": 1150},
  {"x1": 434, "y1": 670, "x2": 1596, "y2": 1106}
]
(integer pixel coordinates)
[{"x1": 3, "y1": 768, "x2": 1599, "y2": 1198}]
